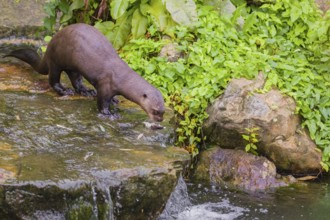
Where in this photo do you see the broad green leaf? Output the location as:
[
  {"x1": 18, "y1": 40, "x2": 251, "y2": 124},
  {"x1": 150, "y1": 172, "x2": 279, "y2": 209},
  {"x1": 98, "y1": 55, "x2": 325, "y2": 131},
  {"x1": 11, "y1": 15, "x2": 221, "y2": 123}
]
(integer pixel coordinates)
[
  {"x1": 165, "y1": 0, "x2": 198, "y2": 26},
  {"x1": 269, "y1": 25, "x2": 276, "y2": 37},
  {"x1": 70, "y1": 0, "x2": 85, "y2": 10},
  {"x1": 94, "y1": 21, "x2": 115, "y2": 35},
  {"x1": 108, "y1": 12, "x2": 132, "y2": 49},
  {"x1": 110, "y1": 0, "x2": 130, "y2": 19},
  {"x1": 58, "y1": 0, "x2": 70, "y2": 14},
  {"x1": 290, "y1": 6, "x2": 302, "y2": 23},
  {"x1": 147, "y1": 0, "x2": 170, "y2": 31},
  {"x1": 43, "y1": 16, "x2": 56, "y2": 31},
  {"x1": 140, "y1": 1, "x2": 150, "y2": 16},
  {"x1": 132, "y1": 8, "x2": 148, "y2": 38},
  {"x1": 60, "y1": 0, "x2": 85, "y2": 23},
  {"x1": 242, "y1": 135, "x2": 250, "y2": 141},
  {"x1": 243, "y1": 14, "x2": 257, "y2": 32}
]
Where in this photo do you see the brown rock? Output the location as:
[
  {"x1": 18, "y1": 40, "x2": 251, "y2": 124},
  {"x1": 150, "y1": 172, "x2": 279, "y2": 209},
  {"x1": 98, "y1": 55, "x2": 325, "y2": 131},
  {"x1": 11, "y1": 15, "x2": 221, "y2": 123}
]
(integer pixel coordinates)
[
  {"x1": 194, "y1": 147, "x2": 295, "y2": 192},
  {"x1": 203, "y1": 73, "x2": 322, "y2": 174}
]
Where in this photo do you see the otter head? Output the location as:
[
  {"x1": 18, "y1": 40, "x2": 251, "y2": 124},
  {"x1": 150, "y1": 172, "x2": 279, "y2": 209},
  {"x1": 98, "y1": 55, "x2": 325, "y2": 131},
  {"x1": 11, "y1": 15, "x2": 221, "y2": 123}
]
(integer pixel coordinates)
[{"x1": 140, "y1": 89, "x2": 165, "y2": 122}]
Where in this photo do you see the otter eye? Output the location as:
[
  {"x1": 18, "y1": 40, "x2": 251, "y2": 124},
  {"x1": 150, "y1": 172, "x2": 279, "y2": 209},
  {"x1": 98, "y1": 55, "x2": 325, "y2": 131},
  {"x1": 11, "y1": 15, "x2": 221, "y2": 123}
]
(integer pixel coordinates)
[
  {"x1": 152, "y1": 110, "x2": 159, "y2": 115},
  {"x1": 143, "y1": 94, "x2": 147, "y2": 98}
]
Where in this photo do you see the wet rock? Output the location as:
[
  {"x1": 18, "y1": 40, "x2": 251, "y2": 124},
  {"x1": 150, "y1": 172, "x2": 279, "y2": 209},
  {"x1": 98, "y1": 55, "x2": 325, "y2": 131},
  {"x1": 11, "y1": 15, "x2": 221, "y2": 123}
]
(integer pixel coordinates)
[
  {"x1": 203, "y1": 73, "x2": 322, "y2": 175},
  {"x1": 0, "y1": 63, "x2": 190, "y2": 219},
  {"x1": 193, "y1": 147, "x2": 296, "y2": 192},
  {"x1": 0, "y1": 0, "x2": 46, "y2": 38}
]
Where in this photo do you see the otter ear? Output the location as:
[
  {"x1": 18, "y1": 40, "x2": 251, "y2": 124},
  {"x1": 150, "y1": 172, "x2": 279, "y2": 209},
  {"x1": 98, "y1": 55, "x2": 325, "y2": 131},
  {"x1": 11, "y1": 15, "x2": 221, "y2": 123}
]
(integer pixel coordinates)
[{"x1": 143, "y1": 94, "x2": 148, "y2": 98}]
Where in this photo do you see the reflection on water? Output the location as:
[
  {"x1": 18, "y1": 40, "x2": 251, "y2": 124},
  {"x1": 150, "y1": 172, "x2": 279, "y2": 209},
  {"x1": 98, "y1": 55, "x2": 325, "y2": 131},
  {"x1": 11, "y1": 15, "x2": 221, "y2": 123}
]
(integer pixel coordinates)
[{"x1": 179, "y1": 177, "x2": 330, "y2": 220}]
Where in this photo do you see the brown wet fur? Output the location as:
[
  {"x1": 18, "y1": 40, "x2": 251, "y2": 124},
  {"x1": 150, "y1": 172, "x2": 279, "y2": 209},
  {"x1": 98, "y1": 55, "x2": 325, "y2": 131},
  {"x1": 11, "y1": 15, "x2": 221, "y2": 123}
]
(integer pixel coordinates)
[{"x1": 4, "y1": 24, "x2": 165, "y2": 121}]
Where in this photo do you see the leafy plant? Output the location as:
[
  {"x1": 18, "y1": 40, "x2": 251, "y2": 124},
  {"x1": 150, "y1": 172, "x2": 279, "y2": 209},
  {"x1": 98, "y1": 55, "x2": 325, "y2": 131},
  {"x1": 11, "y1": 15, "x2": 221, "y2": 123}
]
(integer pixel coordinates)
[
  {"x1": 41, "y1": 0, "x2": 330, "y2": 171},
  {"x1": 242, "y1": 127, "x2": 260, "y2": 155},
  {"x1": 235, "y1": 0, "x2": 330, "y2": 170},
  {"x1": 43, "y1": 0, "x2": 198, "y2": 49},
  {"x1": 121, "y1": 1, "x2": 330, "y2": 170}
]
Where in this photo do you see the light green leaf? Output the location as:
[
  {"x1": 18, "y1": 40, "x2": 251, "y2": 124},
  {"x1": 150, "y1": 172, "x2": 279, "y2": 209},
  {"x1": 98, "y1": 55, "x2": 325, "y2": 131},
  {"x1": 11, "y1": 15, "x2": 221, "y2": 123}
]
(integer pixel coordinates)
[
  {"x1": 242, "y1": 135, "x2": 250, "y2": 141},
  {"x1": 132, "y1": 8, "x2": 148, "y2": 38},
  {"x1": 147, "y1": 0, "x2": 170, "y2": 31},
  {"x1": 108, "y1": 12, "x2": 132, "y2": 49},
  {"x1": 243, "y1": 13, "x2": 257, "y2": 32},
  {"x1": 44, "y1": 36, "x2": 52, "y2": 42},
  {"x1": 94, "y1": 21, "x2": 115, "y2": 35},
  {"x1": 110, "y1": 0, "x2": 130, "y2": 19},
  {"x1": 165, "y1": 0, "x2": 198, "y2": 26},
  {"x1": 290, "y1": 6, "x2": 302, "y2": 23}
]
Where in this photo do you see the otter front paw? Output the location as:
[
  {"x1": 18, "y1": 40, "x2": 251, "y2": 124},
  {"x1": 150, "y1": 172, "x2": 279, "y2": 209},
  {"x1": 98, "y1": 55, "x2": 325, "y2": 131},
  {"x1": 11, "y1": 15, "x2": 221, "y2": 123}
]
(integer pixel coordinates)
[
  {"x1": 99, "y1": 109, "x2": 121, "y2": 120},
  {"x1": 58, "y1": 88, "x2": 75, "y2": 96},
  {"x1": 53, "y1": 83, "x2": 75, "y2": 96}
]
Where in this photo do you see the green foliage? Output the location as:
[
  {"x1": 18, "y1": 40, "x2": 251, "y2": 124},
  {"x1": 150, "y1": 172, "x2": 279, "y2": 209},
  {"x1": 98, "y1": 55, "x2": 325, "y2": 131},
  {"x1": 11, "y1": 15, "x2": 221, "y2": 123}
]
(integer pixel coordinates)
[
  {"x1": 43, "y1": 0, "x2": 89, "y2": 31},
  {"x1": 43, "y1": 0, "x2": 198, "y2": 49},
  {"x1": 238, "y1": 0, "x2": 330, "y2": 170},
  {"x1": 42, "y1": 0, "x2": 330, "y2": 170},
  {"x1": 242, "y1": 127, "x2": 260, "y2": 155},
  {"x1": 121, "y1": 1, "x2": 330, "y2": 169}
]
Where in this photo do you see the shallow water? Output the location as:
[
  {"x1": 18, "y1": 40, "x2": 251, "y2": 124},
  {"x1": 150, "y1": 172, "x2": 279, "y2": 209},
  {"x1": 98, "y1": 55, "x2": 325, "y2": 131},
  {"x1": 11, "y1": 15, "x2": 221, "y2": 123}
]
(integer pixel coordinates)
[{"x1": 176, "y1": 178, "x2": 330, "y2": 220}]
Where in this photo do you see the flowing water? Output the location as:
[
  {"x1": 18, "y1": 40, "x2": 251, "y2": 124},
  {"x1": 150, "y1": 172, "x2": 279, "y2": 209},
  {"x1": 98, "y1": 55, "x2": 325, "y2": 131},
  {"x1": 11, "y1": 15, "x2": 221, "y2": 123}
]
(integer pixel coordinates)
[{"x1": 160, "y1": 176, "x2": 330, "y2": 220}]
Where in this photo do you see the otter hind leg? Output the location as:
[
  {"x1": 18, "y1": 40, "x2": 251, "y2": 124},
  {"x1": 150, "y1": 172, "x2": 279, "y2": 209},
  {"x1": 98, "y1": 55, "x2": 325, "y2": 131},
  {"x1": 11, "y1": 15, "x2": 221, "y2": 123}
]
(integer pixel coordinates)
[
  {"x1": 67, "y1": 71, "x2": 96, "y2": 97},
  {"x1": 48, "y1": 65, "x2": 74, "y2": 96}
]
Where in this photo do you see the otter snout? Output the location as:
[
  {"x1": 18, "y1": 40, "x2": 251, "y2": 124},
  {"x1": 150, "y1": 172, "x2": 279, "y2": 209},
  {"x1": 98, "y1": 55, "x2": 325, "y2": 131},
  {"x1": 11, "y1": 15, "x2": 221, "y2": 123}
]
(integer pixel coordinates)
[{"x1": 149, "y1": 110, "x2": 164, "y2": 122}]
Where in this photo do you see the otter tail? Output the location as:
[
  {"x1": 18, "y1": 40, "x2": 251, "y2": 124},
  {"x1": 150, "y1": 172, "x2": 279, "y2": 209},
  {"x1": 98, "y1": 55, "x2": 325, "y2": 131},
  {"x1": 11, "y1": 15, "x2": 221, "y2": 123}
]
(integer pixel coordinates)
[{"x1": 4, "y1": 49, "x2": 48, "y2": 75}]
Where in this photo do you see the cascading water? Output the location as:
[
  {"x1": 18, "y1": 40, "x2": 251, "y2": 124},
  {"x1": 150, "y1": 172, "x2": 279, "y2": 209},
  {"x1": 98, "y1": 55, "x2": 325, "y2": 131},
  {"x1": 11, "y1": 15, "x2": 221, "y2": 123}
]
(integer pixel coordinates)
[
  {"x1": 158, "y1": 175, "x2": 192, "y2": 220},
  {"x1": 159, "y1": 176, "x2": 249, "y2": 220}
]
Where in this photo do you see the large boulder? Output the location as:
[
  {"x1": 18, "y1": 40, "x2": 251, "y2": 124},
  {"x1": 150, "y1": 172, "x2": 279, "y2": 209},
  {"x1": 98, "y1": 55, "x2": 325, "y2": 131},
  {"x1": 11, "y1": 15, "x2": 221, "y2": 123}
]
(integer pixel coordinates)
[
  {"x1": 193, "y1": 147, "x2": 295, "y2": 192},
  {"x1": 203, "y1": 73, "x2": 322, "y2": 175}
]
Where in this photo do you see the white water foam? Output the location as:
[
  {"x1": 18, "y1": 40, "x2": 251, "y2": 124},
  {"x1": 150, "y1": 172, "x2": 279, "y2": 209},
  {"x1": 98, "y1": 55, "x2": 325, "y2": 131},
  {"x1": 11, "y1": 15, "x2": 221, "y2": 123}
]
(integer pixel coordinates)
[{"x1": 177, "y1": 199, "x2": 249, "y2": 220}]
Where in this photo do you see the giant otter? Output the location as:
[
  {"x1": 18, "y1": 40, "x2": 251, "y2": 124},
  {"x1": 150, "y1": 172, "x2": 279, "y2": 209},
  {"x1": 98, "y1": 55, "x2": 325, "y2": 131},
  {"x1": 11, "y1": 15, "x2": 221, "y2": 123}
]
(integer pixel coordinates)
[{"x1": 5, "y1": 23, "x2": 164, "y2": 122}]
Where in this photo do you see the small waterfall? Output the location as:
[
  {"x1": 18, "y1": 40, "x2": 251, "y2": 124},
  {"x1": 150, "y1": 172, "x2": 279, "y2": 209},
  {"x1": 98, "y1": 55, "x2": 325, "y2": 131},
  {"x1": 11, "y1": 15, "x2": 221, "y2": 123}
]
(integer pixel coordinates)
[
  {"x1": 158, "y1": 175, "x2": 192, "y2": 220},
  {"x1": 91, "y1": 180, "x2": 115, "y2": 220},
  {"x1": 105, "y1": 186, "x2": 115, "y2": 220},
  {"x1": 91, "y1": 184, "x2": 99, "y2": 219}
]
